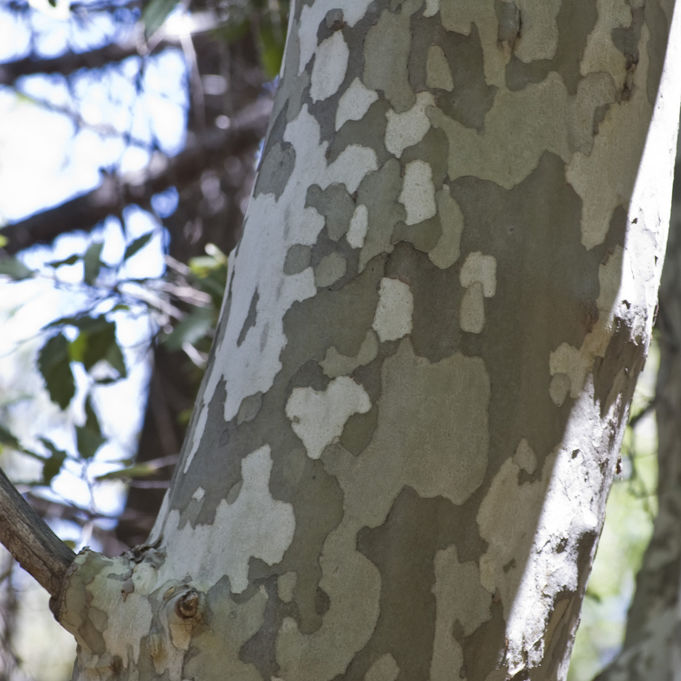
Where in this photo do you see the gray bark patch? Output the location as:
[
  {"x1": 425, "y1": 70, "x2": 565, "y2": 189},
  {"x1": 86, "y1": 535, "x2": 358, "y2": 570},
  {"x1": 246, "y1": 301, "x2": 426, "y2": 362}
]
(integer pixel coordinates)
[{"x1": 237, "y1": 289, "x2": 259, "y2": 347}]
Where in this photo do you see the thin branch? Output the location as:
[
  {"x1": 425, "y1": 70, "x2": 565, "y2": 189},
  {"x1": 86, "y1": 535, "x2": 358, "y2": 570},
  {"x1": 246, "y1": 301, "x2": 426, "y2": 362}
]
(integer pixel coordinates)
[
  {"x1": 0, "y1": 97, "x2": 271, "y2": 255},
  {"x1": 0, "y1": 17, "x2": 223, "y2": 85},
  {"x1": 0, "y1": 467, "x2": 75, "y2": 599}
]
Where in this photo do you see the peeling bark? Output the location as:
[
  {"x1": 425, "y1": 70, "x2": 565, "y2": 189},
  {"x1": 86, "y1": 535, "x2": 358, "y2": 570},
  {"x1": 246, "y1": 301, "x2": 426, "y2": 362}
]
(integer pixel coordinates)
[
  {"x1": 594, "y1": 120, "x2": 681, "y2": 681},
  {"x1": 51, "y1": 2, "x2": 681, "y2": 680}
]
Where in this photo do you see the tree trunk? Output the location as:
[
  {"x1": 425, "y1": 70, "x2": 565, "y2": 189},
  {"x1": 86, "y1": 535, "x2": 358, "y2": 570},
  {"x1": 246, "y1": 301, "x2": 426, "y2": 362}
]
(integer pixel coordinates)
[
  {"x1": 48, "y1": 1, "x2": 681, "y2": 680},
  {"x1": 594, "y1": 115, "x2": 681, "y2": 681}
]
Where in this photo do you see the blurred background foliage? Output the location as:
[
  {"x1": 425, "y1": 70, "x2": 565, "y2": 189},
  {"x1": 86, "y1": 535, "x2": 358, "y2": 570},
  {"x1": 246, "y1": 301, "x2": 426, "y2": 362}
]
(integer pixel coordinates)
[{"x1": 0, "y1": 1, "x2": 676, "y2": 679}]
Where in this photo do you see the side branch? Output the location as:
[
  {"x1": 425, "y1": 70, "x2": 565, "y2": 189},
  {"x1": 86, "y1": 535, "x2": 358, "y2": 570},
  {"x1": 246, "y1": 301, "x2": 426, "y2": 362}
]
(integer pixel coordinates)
[
  {"x1": 0, "y1": 98, "x2": 270, "y2": 255},
  {"x1": 0, "y1": 23, "x2": 218, "y2": 85},
  {"x1": 0, "y1": 467, "x2": 75, "y2": 599}
]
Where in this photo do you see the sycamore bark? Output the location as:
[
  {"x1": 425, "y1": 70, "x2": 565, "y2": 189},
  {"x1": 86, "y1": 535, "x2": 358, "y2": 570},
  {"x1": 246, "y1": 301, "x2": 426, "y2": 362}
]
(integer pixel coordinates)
[
  {"x1": 595, "y1": 117, "x2": 681, "y2": 681},
  {"x1": 49, "y1": 1, "x2": 681, "y2": 680}
]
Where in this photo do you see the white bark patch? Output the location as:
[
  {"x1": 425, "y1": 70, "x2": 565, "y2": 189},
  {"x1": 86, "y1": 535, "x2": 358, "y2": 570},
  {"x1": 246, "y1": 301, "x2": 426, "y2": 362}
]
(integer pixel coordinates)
[
  {"x1": 320, "y1": 330, "x2": 379, "y2": 378},
  {"x1": 192, "y1": 107, "x2": 377, "y2": 429},
  {"x1": 365, "y1": 653, "x2": 400, "y2": 681},
  {"x1": 346, "y1": 203, "x2": 369, "y2": 248},
  {"x1": 569, "y1": 25, "x2": 653, "y2": 250},
  {"x1": 199, "y1": 106, "x2": 325, "y2": 425},
  {"x1": 327, "y1": 144, "x2": 378, "y2": 193},
  {"x1": 429, "y1": 188, "x2": 463, "y2": 269},
  {"x1": 477, "y1": 457, "x2": 546, "y2": 614},
  {"x1": 298, "y1": 1, "x2": 373, "y2": 74},
  {"x1": 511, "y1": 0, "x2": 560, "y2": 63},
  {"x1": 504, "y1": 403, "x2": 605, "y2": 675},
  {"x1": 549, "y1": 343, "x2": 589, "y2": 401},
  {"x1": 385, "y1": 92, "x2": 434, "y2": 157},
  {"x1": 460, "y1": 251, "x2": 497, "y2": 296},
  {"x1": 399, "y1": 160, "x2": 437, "y2": 225},
  {"x1": 60, "y1": 554, "x2": 155, "y2": 672},
  {"x1": 372, "y1": 277, "x2": 414, "y2": 342},
  {"x1": 513, "y1": 438, "x2": 537, "y2": 474},
  {"x1": 459, "y1": 282, "x2": 485, "y2": 334},
  {"x1": 424, "y1": 0, "x2": 440, "y2": 18},
  {"x1": 426, "y1": 45, "x2": 453, "y2": 91},
  {"x1": 549, "y1": 373, "x2": 571, "y2": 407},
  {"x1": 286, "y1": 377, "x2": 371, "y2": 460},
  {"x1": 310, "y1": 31, "x2": 349, "y2": 102},
  {"x1": 430, "y1": 545, "x2": 491, "y2": 681},
  {"x1": 277, "y1": 572, "x2": 297, "y2": 603},
  {"x1": 336, "y1": 78, "x2": 378, "y2": 130},
  {"x1": 459, "y1": 253, "x2": 496, "y2": 334},
  {"x1": 164, "y1": 446, "x2": 295, "y2": 592},
  {"x1": 580, "y1": 0, "x2": 630, "y2": 90}
]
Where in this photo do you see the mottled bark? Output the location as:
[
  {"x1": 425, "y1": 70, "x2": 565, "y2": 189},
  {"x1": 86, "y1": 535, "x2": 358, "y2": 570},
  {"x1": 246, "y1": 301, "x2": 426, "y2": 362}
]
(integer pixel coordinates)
[
  {"x1": 594, "y1": 123, "x2": 681, "y2": 681},
  {"x1": 115, "y1": 29, "x2": 267, "y2": 547},
  {"x1": 52, "y1": 2, "x2": 681, "y2": 680}
]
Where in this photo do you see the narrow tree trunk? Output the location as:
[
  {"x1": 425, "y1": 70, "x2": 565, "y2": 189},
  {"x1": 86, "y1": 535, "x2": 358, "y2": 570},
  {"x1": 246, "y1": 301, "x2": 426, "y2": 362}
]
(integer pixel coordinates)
[{"x1": 51, "y1": 2, "x2": 681, "y2": 680}]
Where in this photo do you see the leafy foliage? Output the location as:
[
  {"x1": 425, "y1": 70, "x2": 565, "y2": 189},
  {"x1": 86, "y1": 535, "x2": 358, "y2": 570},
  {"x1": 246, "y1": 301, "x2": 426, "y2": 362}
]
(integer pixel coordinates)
[
  {"x1": 37, "y1": 333, "x2": 75, "y2": 410},
  {"x1": 0, "y1": 229, "x2": 227, "y2": 494}
]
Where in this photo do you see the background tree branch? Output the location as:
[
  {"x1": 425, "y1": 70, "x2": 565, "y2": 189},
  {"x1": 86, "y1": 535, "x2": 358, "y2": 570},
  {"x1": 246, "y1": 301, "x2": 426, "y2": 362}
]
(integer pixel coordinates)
[{"x1": 0, "y1": 467, "x2": 74, "y2": 600}]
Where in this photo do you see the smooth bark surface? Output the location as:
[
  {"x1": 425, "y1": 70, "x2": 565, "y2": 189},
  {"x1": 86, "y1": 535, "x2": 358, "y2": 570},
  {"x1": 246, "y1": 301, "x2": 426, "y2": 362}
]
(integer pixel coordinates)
[
  {"x1": 52, "y1": 2, "x2": 681, "y2": 680},
  {"x1": 595, "y1": 118, "x2": 681, "y2": 681}
]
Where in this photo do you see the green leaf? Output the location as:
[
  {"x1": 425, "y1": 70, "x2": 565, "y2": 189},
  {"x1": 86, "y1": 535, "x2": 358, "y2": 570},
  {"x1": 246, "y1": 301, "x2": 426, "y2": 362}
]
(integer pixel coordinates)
[
  {"x1": 0, "y1": 256, "x2": 34, "y2": 281},
  {"x1": 40, "y1": 439, "x2": 68, "y2": 484},
  {"x1": 46, "y1": 254, "x2": 80, "y2": 268},
  {"x1": 123, "y1": 231, "x2": 154, "y2": 261},
  {"x1": 69, "y1": 317, "x2": 126, "y2": 378},
  {"x1": 37, "y1": 333, "x2": 76, "y2": 409},
  {"x1": 163, "y1": 307, "x2": 215, "y2": 351},
  {"x1": 83, "y1": 240, "x2": 104, "y2": 285},
  {"x1": 142, "y1": 0, "x2": 178, "y2": 36},
  {"x1": 75, "y1": 395, "x2": 106, "y2": 460}
]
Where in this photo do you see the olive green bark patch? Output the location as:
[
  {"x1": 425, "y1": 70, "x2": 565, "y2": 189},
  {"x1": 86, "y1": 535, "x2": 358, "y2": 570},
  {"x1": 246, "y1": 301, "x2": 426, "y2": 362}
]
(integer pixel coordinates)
[
  {"x1": 254, "y1": 141, "x2": 296, "y2": 200},
  {"x1": 409, "y1": 21, "x2": 496, "y2": 130},
  {"x1": 504, "y1": 0, "x2": 597, "y2": 95},
  {"x1": 450, "y1": 152, "x2": 625, "y2": 476},
  {"x1": 343, "y1": 487, "x2": 462, "y2": 681},
  {"x1": 363, "y1": 8, "x2": 414, "y2": 112},
  {"x1": 356, "y1": 160, "x2": 405, "y2": 270},
  {"x1": 306, "y1": 183, "x2": 357, "y2": 241},
  {"x1": 645, "y1": 0, "x2": 672, "y2": 105},
  {"x1": 284, "y1": 244, "x2": 312, "y2": 275},
  {"x1": 237, "y1": 289, "x2": 259, "y2": 347}
]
